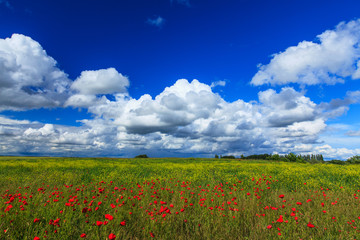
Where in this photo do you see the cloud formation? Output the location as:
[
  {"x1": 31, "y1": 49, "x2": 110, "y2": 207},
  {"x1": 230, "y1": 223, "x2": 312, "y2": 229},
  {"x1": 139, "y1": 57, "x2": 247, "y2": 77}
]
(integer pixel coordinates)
[
  {"x1": 251, "y1": 19, "x2": 360, "y2": 86},
  {"x1": 66, "y1": 68, "x2": 129, "y2": 108},
  {"x1": 2, "y1": 76, "x2": 344, "y2": 157},
  {"x1": 71, "y1": 68, "x2": 129, "y2": 95},
  {"x1": 0, "y1": 34, "x2": 71, "y2": 111},
  {"x1": 0, "y1": 76, "x2": 357, "y2": 159}
]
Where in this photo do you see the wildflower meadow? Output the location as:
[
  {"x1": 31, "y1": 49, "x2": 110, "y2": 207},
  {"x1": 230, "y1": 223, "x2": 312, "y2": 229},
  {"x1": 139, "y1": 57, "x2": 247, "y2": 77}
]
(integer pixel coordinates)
[{"x1": 1, "y1": 156, "x2": 360, "y2": 239}]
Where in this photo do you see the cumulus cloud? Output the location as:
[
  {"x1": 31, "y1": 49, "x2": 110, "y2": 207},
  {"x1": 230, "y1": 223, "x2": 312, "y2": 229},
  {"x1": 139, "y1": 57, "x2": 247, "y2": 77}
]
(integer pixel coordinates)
[
  {"x1": 105, "y1": 79, "x2": 224, "y2": 134},
  {"x1": 258, "y1": 88, "x2": 317, "y2": 127},
  {"x1": 70, "y1": 68, "x2": 129, "y2": 95},
  {"x1": 1, "y1": 78, "x2": 358, "y2": 159},
  {"x1": 0, "y1": 34, "x2": 71, "y2": 111},
  {"x1": 251, "y1": 19, "x2": 360, "y2": 86},
  {"x1": 66, "y1": 68, "x2": 129, "y2": 108},
  {"x1": 0, "y1": 34, "x2": 131, "y2": 111},
  {"x1": 30, "y1": 80, "x2": 330, "y2": 156},
  {"x1": 146, "y1": 16, "x2": 165, "y2": 28}
]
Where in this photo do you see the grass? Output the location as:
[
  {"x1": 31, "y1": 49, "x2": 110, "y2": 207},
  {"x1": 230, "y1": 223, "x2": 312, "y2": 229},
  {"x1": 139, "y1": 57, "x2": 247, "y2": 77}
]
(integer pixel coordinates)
[{"x1": 0, "y1": 156, "x2": 360, "y2": 239}]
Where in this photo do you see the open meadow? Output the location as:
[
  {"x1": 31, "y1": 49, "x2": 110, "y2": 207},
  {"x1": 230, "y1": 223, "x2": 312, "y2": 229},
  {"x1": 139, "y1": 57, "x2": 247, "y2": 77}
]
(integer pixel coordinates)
[{"x1": 1, "y1": 156, "x2": 360, "y2": 239}]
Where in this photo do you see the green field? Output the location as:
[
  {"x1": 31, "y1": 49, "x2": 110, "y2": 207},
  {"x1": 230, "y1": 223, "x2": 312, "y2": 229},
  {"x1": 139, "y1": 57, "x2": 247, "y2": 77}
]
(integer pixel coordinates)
[{"x1": 1, "y1": 156, "x2": 360, "y2": 239}]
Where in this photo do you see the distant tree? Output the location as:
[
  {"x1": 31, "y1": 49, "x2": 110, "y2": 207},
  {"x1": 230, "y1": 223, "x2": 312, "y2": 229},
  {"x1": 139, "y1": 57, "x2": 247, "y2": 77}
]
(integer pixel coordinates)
[
  {"x1": 244, "y1": 154, "x2": 271, "y2": 160},
  {"x1": 285, "y1": 153, "x2": 306, "y2": 163},
  {"x1": 215, "y1": 154, "x2": 219, "y2": 159},
  {"x1": 221, "y1": 155, "x2": 236, "y2": 159},
  {"x1": 327, "y1": 159, "x2": 346, "y2": 165},
  {"x1": 135, "y1": 154, "x2": 149, "y2": 158},
  {"x1": 347, "y1": 155, "x2": 360, "y2": 164},
  {"x1": 285, "y1": 153, "x2": 297, "y2": 162},
  {"x1": 267, "y1": 154, "x2": 280, "y2": 161}
]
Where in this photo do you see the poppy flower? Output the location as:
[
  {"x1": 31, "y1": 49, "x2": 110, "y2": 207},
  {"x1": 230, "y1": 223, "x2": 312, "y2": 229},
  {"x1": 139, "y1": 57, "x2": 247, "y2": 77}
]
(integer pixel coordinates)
[
  {"x1": 96, "y1": 221, "x2": 103, "y2": 226},
  {"x1": 34, "y1": 237, "x2": 40, "y2": 240},
  {"x1": 105, "y1": 214, "x2": 114, "y2": 221},
  {"x1": 267, "y1": 225, "x2": 272, "y2": 229},
  {"x1": 80, "y1": 233, "x2": 86, "y2": 238},
  {"x1": 279, "y1": 194, "x2": 284, "y2": 198},
  {"x1": 308, "y1": 223, "x2": 315, "y2": 228},
  {"x1": 150, "y1": 232, "x2": 155, "y2": 238},
  {"x1": 108, "y1": 233, "x2": 116, "y2": 239},
  {"x1": 120, "y1": 220, "x2": 126, "y2": 226}
]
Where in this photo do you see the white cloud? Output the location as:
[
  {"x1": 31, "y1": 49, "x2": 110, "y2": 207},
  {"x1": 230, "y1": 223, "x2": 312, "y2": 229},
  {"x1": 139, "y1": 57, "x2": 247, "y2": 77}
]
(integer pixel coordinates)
[
  {"x1": 146, "y1": 16, "x2": 165, "y2": 28},
  {"x1": 70, "y1": 68, "x2": 129, "y2": 95},
  {"x1": 251, "y1": 19, "x2": 360, "y2": 86},
  {"x1": 0, "y1": 34, "x2": 71, "y2": 110},
  {"x1": 1, "y1": 78, "x2": 358, "y2": 159},
  {"x1": 210, "y1": 80, "x2": 226, "y2": 88},
  {"x1": 66, "y1": 68, "x2": 129, "y2": 108},
  {"x1": 0, "y1": 34, "x2": 131, "y2": 111},
  {"x1": 258, "y1": 87, "x2": 317, "y2": 127}
]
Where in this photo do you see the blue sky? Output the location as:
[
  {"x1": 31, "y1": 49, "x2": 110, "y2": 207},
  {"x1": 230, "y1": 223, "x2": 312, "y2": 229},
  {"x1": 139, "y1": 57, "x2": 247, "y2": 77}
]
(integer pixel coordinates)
[{"x1": 1, "y1": 0, "x2": 360, "y2": 159}]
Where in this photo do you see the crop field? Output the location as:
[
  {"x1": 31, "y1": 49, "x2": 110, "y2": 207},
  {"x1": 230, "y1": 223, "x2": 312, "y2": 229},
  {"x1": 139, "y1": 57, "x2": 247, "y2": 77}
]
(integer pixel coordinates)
[{"x1": 1, "y1": 156, "x2": 360, "y2": 239}]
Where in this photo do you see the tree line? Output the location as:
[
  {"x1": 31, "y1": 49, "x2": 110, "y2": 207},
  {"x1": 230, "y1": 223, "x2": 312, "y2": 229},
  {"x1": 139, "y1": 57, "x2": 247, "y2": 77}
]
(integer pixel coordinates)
[{"x1": 214, "y1": 153, "x2": 360, "y2": 165}]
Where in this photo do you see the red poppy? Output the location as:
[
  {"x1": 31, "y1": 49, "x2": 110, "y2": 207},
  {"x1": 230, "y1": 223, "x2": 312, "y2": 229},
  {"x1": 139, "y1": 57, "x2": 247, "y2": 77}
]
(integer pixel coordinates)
[
  {"x1": 267, "y1": 225, "x2": 272, "y2": 229},
  {"x1": 308, "y1": 223, "x2": 315, "y2": 228},
  {"x1": 279, "y1": 194, "x2": 284, "y2": 198},
  {"x1": 34, "y1": 237, "x2": 40, "y2": 240},
  {"x1": 109, "y1": 233, "x2": 116, "y2": 239},
  {"x1": 150, "y1": 232, "x2": 155, "y2": 238},
  {"x1": 96, "y1": 221, "x2": 103, "y2": 226},
  {"x1": 105, "y1": 214, "x2": 114, "y2": 221},
  {"x1": 80, "y1": 233, "x2": 86, "y2": 238},
  {"x1": 120, "y1": 220, "x2": 126, "y2": 226}
]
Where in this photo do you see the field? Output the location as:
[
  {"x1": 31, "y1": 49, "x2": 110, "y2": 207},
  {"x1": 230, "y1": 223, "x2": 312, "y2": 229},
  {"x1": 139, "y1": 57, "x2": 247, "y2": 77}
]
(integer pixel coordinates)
[{"x1": 1, "y1": 156, "x2": 360, "y2": 239}]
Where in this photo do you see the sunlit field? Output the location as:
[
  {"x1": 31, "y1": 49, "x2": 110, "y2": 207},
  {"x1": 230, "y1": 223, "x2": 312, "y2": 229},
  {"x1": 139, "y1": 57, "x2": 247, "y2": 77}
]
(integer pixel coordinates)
[{"x1": 1, "y1": 156, "x2": 360, "y2": 239}]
